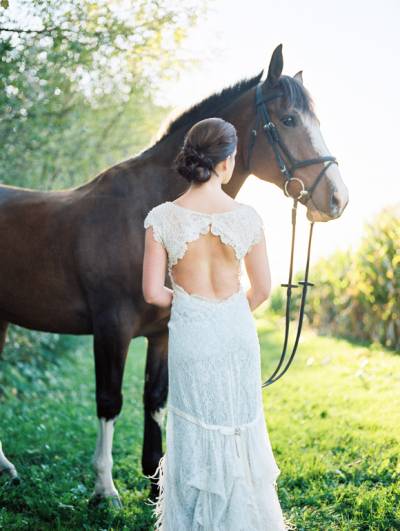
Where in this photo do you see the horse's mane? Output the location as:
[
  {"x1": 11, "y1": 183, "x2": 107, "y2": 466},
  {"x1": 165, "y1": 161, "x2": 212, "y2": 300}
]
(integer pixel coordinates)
[
  {"x1": 151, "y1": 69, "x2": 317, "y2": 147},
  {"x1": 155, "y1": 70, "x2": 263, "y2": 143}
]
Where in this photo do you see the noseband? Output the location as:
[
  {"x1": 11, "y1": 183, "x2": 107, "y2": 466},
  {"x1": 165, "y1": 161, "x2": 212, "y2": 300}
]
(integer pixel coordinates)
[{"x1": 245, "y1": 82, "x2": 339, "y2": 387}]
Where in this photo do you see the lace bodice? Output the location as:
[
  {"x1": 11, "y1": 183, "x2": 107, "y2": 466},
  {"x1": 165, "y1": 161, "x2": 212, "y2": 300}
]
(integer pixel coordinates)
[{"x1": 143, "y1": 201, "x2": 265, "y2": 276}]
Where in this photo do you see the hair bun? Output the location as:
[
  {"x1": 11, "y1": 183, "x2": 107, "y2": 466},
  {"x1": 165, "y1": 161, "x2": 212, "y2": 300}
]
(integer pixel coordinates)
[
  {"x1": 185, "y1": 144, "x2": 213, "y2": 170},
  {"x1": 172, "y1": 117, "x2": 237, "y2": 184},
  {"x1": 174, "y1": 144, "x2": 214, "y2": 183}
]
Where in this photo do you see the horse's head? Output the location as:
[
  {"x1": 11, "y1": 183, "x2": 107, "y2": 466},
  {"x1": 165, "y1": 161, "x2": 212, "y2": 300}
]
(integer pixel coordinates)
[{"x1": 243, "y1": 44, "x2": 348, "y2": 222}]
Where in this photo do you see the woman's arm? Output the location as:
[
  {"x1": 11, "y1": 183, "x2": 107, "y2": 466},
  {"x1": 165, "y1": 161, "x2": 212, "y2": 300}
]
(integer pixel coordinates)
[
  {"x1": 243, "y1": 231, "x2": 271, "y2": 311},
  {"x1": 142, "y1": 226, "x2": 173, "y2": 308}
]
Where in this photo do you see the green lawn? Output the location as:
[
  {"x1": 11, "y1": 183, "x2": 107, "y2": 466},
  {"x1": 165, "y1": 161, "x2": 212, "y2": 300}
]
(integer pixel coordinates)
[
  {"x1": 258, "y1": 312, "x2": 400, "y2": 531},
  {"x1": 0, "y1": 314, "x2": 399, "y2": 530}
]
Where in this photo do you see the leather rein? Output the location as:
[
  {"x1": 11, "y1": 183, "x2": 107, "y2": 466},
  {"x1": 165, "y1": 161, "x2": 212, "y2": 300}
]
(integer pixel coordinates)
[{"x1": 245, "y1": 83, "x2": 339, "y2": 387}]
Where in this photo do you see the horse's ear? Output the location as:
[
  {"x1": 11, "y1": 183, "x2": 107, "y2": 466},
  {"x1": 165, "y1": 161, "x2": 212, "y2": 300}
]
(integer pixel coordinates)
[
  {"x1": 293, "y1": 70, "x2": 303, "y2": 84},
  {"x1": 262, "y1": 44, "x2": 284, "y2": 88}
]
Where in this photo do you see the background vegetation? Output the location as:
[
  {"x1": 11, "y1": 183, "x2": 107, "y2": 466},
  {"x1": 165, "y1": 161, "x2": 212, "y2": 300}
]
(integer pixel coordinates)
[
  {"x1": 270, "y1": 203, "x2": 400, "y2": 352},
  {"x1": 0, "y1": 0, "x2": 205, "y2": 190}
]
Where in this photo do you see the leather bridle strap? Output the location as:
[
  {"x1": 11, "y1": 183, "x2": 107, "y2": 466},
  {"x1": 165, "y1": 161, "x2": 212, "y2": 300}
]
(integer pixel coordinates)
[
  {"x1": 243, "y1": 82, "x2": 339, "y2": 387},
  {"x1": 262, "y1": 197, "x2": 315, "y2": 387}
]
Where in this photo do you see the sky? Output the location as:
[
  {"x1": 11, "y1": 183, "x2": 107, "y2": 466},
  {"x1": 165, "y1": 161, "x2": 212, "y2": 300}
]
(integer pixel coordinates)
[{"x1": 154, "y1": 0, "x2": 400, "y2": 289}]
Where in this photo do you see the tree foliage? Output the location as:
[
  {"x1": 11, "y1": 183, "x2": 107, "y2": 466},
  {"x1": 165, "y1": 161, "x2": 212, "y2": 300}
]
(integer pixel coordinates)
[{"x1": 0, "y1": 0, "x2": 207, "y2": 189}]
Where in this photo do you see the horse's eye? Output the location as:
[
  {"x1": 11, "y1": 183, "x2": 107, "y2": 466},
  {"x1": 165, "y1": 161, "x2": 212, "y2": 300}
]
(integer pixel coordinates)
[{"x1": 281, "y1": 115, "x2": 296, "y2": 127}]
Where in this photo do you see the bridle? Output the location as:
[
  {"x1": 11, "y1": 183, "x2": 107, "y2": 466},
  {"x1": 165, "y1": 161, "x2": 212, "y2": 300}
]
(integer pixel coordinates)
[
  {"x1": 245, "y1": 82, "x2": 339, "y2": 387},
  {"x1": 246, "y1": 83, "x2": 338, "y2": 203}
]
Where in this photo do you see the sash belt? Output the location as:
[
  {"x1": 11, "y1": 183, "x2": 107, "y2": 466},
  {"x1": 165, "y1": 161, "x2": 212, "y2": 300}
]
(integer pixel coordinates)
[{"x1": 167, "y1": 404, "x2": 263, "y2": 485}]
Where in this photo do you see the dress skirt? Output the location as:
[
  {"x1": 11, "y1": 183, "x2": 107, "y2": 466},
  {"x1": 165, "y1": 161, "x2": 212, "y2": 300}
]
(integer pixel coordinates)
[{"x1": 147, "y1": 282, "x2": 288, "y2": 530}]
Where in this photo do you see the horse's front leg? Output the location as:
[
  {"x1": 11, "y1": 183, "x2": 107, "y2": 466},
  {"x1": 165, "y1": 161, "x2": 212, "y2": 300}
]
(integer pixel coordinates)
[
  {"x1": 0, "y1": 321, "x2": 18, "y2": 484},
  {"x1": 91, "y1": 305, "x2": 134, "y2": 508},
  {"x1": 142, "y1": 331, "x2": 168, "y2": 499},
  {"x1": 0, "y1": 440, "x2": 19, "y2": 483}
]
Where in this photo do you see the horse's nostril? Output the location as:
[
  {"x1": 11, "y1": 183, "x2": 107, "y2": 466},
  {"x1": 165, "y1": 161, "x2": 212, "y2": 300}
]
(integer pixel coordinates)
[{"x1": 330, "y1": 190, "x2": 341, "y2": 212}]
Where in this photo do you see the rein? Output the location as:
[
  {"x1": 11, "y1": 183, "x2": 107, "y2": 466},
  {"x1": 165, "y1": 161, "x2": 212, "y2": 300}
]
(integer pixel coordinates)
[{"x1": 245, "y1": 83, "x2": 339, "y2": 387}]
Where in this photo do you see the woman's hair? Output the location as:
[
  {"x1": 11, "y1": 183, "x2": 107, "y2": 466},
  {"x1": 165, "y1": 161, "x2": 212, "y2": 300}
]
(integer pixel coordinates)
[{"x1": 173, "y1": 117, "x2": 237, "y2": 183}]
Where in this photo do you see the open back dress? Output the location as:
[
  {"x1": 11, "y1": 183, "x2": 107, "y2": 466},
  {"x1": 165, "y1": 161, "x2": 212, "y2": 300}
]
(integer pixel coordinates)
[{"x1": 144, "y1": 200, "x2": 287, "y2": 531}]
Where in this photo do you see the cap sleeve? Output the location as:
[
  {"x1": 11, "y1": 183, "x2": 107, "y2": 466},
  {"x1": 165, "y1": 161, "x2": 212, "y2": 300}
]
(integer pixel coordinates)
[
  {"x1": 247, "y1": 206, "x2": 265, "y2": 252},
  {"x1": 144, "y1": 205, "x2": 165, "y2": 247}
]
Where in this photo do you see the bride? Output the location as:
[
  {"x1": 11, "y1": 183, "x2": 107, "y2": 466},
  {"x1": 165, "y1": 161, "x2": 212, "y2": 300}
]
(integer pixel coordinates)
[{"x1": 142, "y1": 117, "x2": 288, "y2": 530}]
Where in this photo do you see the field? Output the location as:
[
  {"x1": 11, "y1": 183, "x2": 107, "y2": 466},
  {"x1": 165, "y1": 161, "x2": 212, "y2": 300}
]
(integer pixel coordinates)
[{"x1": 1, "y1": 313, "x2": 399, "y2": 530}]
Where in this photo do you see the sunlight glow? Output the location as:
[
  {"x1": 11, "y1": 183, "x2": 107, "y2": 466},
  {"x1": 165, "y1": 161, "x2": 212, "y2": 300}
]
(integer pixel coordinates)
[{"x1": 154, "y1": 0, "x2": 399, "y2": 288}]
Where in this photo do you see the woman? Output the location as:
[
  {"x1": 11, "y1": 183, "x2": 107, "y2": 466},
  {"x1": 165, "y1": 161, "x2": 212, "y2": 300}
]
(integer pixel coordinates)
[{"x1": 142, "y1": 117, "x2": 288, "y2": 530}]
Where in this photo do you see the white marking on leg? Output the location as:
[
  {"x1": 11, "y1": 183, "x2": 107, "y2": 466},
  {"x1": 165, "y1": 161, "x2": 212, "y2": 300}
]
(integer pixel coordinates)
[
  {"x1": 151, "y1": 405, "x2": 167, "y2": 429},
  {"x1": 92, "y1": 417, "x2": 119, "y2": 498},
  {"x1": 0, "y1": 440, "x2": 18, "y2": 479}
]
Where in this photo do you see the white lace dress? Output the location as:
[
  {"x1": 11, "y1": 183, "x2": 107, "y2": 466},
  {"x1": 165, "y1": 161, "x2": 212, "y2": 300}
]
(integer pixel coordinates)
[{"x1": 144, "y1": 201, "x2": 287, "y2": 531}]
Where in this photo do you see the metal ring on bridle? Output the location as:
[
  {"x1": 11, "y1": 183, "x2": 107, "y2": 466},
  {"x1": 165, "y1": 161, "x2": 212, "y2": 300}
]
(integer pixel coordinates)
[{"x1": 284, "y1": 177, "x2": 308, "y2": 200}]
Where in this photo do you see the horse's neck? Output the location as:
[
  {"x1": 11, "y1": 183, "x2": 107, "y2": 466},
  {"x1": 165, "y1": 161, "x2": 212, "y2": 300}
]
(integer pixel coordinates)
[{"x1": 81, "y1": 117, "x2": 248, "y2": 203}]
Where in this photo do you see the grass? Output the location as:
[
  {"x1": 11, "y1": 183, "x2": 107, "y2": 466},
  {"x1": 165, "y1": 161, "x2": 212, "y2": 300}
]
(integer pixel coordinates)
[
  {"x1": 0, "y1": 334, "x2": 152, "y2": 530},
  {"x1": 0, "y1": 313, "x2": 399, "y2": 530},
  {"x1": 257, "y1": 311, "x2": 400, "y2": 530}
]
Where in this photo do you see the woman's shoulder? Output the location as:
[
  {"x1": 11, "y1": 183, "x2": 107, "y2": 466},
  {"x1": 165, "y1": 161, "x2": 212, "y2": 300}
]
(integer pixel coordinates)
[
  {"x1": 145, "y1": 201, "x2": 170, "y2": 214},
  {"x1": 144, "y1": 199, "x2": 263, "y2": 227},
  {"x1": 144, "y1": 201, "x2": 169, "y2": 222},
  {"x1": 237, "y1": 202, "x2": 264, "y2": 223}
]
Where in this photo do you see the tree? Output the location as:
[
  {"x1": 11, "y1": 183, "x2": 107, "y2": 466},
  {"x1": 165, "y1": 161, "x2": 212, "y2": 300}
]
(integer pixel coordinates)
[{"x1": 0, "y1": 0, "x2": 208, "y2": 189}]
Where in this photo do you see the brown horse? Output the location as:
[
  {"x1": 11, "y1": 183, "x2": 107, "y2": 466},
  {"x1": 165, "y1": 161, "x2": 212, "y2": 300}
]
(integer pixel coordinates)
[{"x1": 0, "y1": 44, "x2": 348, "y2": 506}]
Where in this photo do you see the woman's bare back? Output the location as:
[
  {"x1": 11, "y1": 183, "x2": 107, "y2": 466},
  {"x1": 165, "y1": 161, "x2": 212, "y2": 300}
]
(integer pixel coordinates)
[
  {"x1": 143, "y1": 198, "x2": 266, "y2": 305},
  {"x1": 170, "y1": 198, "x2": 244, "y2": 300}
]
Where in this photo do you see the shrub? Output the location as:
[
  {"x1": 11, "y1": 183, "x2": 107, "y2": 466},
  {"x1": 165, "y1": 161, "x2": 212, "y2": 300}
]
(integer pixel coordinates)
[
  {"x1": 0, "y1": 325, "x2": 78, "y2": 400},
  {"x1": 269, "y1": 203, "x2": 400, "y2": 351}
]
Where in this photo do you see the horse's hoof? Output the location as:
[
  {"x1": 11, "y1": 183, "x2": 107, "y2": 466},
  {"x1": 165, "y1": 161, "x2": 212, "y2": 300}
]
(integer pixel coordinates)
[
  {"x1": 149, "y1": 481, "x2": 159, "y2": 501},
  {"x1": 109, "y1": 495, "x2": 123, "y2": 509},
  {"x1": 88, "y1": 494, "x2": 101, "y2": 507},
  {"x1": 89, "y1": 493, "x2": 123, "y2": 510},
  {"x1": 0, "y1": 467, "x2": 20, "y2": 485},
  {"x1": 10, "y1": 475, "x2": 21, "y2": 486}
]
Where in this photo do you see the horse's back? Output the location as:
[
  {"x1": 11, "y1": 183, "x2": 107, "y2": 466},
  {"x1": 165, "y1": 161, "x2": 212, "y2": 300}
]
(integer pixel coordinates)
[
  {"x1": 0, "y1": 184, "x2": 36, "y2": 205},
  {"x1": 0, "y1": 183, "x2": 73, "y2": 207}
]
